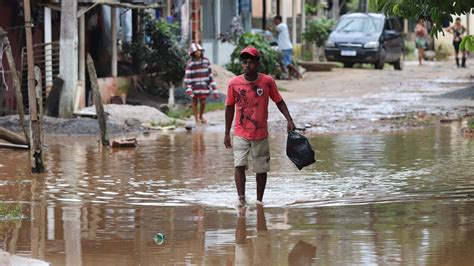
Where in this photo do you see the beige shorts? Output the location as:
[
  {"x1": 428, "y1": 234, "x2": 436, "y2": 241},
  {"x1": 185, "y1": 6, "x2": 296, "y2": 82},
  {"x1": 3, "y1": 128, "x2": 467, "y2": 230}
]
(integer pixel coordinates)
[{"x1": 233, "y1": 136, "x2": 270, "y2": 173}]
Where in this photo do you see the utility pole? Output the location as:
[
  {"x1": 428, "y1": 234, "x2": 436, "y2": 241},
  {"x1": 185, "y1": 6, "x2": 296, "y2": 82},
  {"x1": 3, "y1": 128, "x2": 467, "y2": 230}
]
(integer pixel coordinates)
[
  {"x1": 333, "y1": 0, "x2": 340, "y2": 20},
  {"x1": 262, "y1": 0, "x2": 266, "y2": 30},
  {"x1": 59, "y1": 0, "x2": 78, "y2": 118},
  {"x1": 23, "y1": 0, "x2": 44, "y2": 173}
]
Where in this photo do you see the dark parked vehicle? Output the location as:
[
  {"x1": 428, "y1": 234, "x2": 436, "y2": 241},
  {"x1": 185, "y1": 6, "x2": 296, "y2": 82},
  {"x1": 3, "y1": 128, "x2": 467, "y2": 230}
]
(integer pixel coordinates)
[{"x1": 324, "y1": 13, "x2": 404, "y2": 70}]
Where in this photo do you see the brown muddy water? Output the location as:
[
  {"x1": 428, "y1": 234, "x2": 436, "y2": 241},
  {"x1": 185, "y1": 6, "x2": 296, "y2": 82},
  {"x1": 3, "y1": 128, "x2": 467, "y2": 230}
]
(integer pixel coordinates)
[{"x1": 0, "y1": 124, "x2": 473, "y2": 265}]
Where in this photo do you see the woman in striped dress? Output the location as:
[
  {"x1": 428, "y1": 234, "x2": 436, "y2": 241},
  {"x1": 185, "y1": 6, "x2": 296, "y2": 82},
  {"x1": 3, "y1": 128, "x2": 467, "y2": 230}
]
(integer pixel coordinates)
[{"x1": 185, "y1": 43, "x2": 219, "y2": 124}]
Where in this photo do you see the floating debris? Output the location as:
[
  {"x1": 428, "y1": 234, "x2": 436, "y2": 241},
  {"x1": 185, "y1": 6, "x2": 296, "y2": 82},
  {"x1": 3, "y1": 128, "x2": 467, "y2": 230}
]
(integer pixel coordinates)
[
  {"x1": 111, "y1": 138, "x2": 137, "y2": 148},
  {"x1": 153, "y1": 233, "x2": 165, "y2": 245}
]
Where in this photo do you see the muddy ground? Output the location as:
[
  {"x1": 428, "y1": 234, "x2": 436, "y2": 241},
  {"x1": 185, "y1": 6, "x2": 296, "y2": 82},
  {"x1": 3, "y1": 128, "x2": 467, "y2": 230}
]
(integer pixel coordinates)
[
  {"x1": 0, "y1": 59, "x2": 473, "y2": 137},
  {"x1": 205, "y1": 59, "x2": 474, "y2": 134}
]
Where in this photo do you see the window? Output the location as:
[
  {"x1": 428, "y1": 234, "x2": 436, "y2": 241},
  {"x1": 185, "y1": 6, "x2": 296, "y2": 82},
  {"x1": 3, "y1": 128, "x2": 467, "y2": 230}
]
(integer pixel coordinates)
[{"x1": 336, "y1": 17, "x2": 382, "y2": 34}]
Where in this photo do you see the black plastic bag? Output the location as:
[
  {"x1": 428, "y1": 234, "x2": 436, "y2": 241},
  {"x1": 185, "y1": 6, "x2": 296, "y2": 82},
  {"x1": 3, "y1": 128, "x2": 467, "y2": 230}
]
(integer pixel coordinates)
[{"x1": 286, "y1": 131, "x2": 316, "y2": 170}]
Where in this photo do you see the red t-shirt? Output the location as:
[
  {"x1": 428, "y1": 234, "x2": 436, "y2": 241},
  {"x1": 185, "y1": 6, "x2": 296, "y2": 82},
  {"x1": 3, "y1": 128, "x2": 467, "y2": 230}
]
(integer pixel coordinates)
[{"x1": 226, "y1": 73, "x2": 283, "y2": 140}]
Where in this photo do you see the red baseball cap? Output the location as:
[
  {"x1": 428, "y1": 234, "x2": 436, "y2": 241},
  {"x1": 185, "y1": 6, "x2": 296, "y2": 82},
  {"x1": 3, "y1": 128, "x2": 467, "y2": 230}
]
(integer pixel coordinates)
[{"x1": 240, "y1": 46, "x2": 260, "y2": 60}]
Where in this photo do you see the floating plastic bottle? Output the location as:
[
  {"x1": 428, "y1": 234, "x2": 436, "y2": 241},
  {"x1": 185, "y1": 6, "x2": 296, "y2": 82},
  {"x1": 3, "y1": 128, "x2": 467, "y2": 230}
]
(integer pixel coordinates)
[{"x1": 153, "y1": 233, "x2": 165, "y2": 245}]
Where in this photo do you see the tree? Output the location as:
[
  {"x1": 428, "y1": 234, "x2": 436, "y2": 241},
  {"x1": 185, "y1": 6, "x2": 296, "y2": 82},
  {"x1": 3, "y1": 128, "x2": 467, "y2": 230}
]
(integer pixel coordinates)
[
  {"x1": 303, "y1": 17, "x2": 336, "y2": 61},
  {"x1": 124, "y1": 15, "x2": 187, "y2": 97},
  {"x1": 369, "y1": 0, "x2": 474, "y2": 51},
  {"x1": 226, "y1": 33, "x2": 282, "y2": 77}
]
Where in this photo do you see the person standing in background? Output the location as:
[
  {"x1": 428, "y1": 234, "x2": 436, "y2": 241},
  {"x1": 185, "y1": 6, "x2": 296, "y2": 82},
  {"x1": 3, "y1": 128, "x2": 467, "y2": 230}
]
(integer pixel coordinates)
[
  {"x1": 184, "y1": 43, "x2": 219, "y2": 124},
  {"x1": 447, "y1": 17, "x2": 468, "y2": 68},
  {"x1": 272, "y1": 15, "x2": 302, "y2": 80},
  {"x1": 414, "y1": 19, "x2": 428, "y2": 66}
]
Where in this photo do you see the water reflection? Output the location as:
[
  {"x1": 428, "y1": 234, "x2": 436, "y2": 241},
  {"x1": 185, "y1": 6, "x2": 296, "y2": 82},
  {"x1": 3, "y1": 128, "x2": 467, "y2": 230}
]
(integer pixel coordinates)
[
  {"x1": 0, "y1": 126, "x2": 473, "y2": 264},
  {"x1": 5, "y1": 127, "x2": 468, "y2": 208},
  {"x1": 234, "y1": 206, "x2": 273, "y2": 265},
  {"x1": 0, "y1": 201, "x2": 473, "y2": 264},
  {"x1": 288, "y1": 240, "x2": 317, "y2": 266},
  {"x1": 63, "y1": 205, "x2": 82, "y2": 266}
]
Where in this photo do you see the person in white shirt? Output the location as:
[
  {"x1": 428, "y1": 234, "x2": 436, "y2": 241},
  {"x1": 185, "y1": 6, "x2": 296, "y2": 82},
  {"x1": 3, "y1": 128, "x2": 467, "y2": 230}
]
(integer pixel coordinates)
[{"x1": 273, "y1": 15, "x2": 302, "y2": 80}]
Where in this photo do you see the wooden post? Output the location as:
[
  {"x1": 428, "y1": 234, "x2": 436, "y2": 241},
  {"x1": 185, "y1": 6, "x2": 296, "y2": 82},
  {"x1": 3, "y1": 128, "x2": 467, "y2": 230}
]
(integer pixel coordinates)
[
  {"x1": 59, "y1": 0, "x2": 78, "y2": 118},
  {"x1": 86, "y1": 54, "x2": 109, "y2": 147},
  {"x1": 0, "y1": 28, "x2": 29, "y2": 143},
  {"x1": 23, "y1": 0, "x2": 44, "y2": 173},
  {"x1": 35, "y1": 66, "x2": 44, "y2": 156}
]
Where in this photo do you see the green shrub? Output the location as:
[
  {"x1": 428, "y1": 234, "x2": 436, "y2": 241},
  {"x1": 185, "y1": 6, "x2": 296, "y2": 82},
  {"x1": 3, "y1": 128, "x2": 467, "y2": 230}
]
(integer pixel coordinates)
[
  {"x1": 0, "y1": 203, "x2": 22, "y2": 220},
  {"x1": 468, "y1": 119, "x2": 474, "y2": 129},
  {"x1": 303, "y1": 17, "x2": 336, "y2": 48},
  {"x1": 226, "y1": 33, "x2": 282, "y2": 77},
  {"x1": 124, "y1": 15, "x2": 187, "y2": 96},
  {"x1": 460, "y1": 35, "x2": 474, "y2": 52},
  {"x1": 305, "y1": 3, "x2": 327, "y2": 15}
]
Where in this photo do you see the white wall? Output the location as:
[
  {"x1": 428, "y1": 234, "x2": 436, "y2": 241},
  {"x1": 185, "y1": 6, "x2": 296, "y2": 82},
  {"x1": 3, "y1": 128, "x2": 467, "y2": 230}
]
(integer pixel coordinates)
[{"x1": 202, "y1": 41, "x2": 236, "y2": 66}]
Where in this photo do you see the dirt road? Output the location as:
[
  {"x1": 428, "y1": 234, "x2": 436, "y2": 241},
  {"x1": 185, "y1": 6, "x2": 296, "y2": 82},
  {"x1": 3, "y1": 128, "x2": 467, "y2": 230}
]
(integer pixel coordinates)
[
  {"x1": 1, "y1": 60, "x2": 472, "y2": 136},
  {"x1": 206, "y1": 59, "x2": 474, "y2": 134}
]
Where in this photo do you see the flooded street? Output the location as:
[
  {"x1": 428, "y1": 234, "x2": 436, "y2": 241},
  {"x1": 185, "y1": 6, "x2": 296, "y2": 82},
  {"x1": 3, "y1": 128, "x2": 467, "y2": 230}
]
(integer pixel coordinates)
[
  {"x1": 1, "y1": 124, "x2": 473, "y2": 265},
  {"x1": 1, "y1": 1, "x2": 473, "y2": 264}
]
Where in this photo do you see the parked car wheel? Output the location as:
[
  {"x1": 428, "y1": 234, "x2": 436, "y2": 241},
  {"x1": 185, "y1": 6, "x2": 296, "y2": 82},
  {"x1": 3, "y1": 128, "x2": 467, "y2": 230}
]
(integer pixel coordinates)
[
  {"x1": 393, "y1": 54, "x2": 403, "y2": 70},
  {"x1": 343, "y1": 63, "x2": 354, "y2": 68},
  {"x1": 374, "y1": 48, "x2": 385, "y2": 70}
]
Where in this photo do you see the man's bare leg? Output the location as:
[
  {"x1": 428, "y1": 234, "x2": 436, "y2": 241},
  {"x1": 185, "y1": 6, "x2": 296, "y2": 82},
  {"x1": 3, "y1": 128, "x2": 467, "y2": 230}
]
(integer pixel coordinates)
[
  {"x1": 256, "y1": 172, "x2": 267, "y2": 202},
  {"x1": 235, "y1": 166, "x2": 246, "y2": 205}
]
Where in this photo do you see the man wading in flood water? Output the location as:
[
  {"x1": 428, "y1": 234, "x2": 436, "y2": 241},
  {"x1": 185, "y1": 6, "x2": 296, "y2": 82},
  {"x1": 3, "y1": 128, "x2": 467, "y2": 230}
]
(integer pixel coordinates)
[{"x1": 224, "y1": 46, "x2": 295, "y2": 207}]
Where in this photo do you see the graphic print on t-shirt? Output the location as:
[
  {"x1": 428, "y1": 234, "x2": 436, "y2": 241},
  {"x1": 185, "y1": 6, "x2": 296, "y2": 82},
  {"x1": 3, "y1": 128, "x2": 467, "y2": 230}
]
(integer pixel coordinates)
[
  {"x1": 226, "y1": 74, "x2": 283, "y2": 140},
  {"x1": 233, "y1": 87, "x2": 261, "y2": 131}
]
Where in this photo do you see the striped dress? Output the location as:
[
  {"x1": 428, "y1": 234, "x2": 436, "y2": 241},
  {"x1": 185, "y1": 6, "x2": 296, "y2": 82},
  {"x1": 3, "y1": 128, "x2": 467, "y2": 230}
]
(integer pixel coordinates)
[{"x1": 184, "y1": 57, "x2": 217, "y2": 96}]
